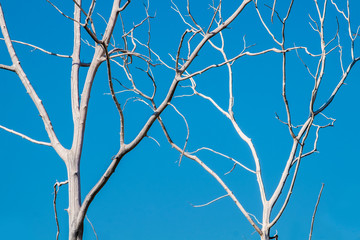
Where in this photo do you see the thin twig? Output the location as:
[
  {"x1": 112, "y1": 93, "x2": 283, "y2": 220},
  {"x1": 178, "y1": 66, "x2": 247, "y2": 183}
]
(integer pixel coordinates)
[
  {"x1": 0, "y1": 63, "x2": 15, "y2": 71},
  {"x1": 0, "y1": 125, "x2": 51, "y2": 146},
  {"x1": 0, "y1": 38, "x2": 72, "y2": 58},
  {"x1": 191, "y1": 194, "x2": 229, "y2": 207},
  {"x1": 309, "y1": 183, "x2": 325, "y2": 240},
  {"x1": 53, "y1": 180, "x2": 69, "y2": 240},
  {"x1": 86, "y1": 215, "x2": 99, "y2": 240}
]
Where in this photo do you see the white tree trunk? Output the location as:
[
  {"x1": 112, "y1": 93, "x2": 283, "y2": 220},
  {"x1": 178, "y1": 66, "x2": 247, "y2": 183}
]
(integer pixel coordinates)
[
  {"x1": 68, "y1": 178, "x2": 83, "y2": 240},
  {"x1": 67, "y1": 153, "x2": 83, "y2": 240}
]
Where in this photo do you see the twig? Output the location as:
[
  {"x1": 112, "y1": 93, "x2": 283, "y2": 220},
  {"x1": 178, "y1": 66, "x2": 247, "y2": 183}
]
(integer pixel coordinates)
[
  {"x1": 157, "y1": 117, "x2": 262, "y2": 235},
  {"x1": 53, "y1": 180, "x2": 69, "y2": 240},
  {"x1": 168, "y1": 103, "x2": 189, "y2": 166},
  {"x1": 309, "y1": 183, "x2": 325, "y2": 240},
  {"x1": 46, "y1": 0, "x2": 79, "y2": 23},
  {"x1": 189, "y1": 147, "x2": 255, "y2": 174},
  {"x1": 86, "y1": 215, "x2": 99, "y2": 240},
  {"x1": 0, "y1": 63, "x2": 15, "y2": 71},
  {"x1": 0, "y1": 38, "x2": 72, "y2": 58},
  {"x1": 0, "y1": 4, "x2": 68, "y2": 160},
  {"x1": 0, "y1": 125, "x2": 51, "y2": 146},
  {"x1": 191, "y1": 194, "x2": 229, "y2": 207}
]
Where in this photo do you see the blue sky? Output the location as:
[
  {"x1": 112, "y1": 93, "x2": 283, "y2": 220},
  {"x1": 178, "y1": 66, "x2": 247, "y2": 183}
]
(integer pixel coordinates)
[{"x1": 0, "y1": 0, "x2": 360, "y2": 239}]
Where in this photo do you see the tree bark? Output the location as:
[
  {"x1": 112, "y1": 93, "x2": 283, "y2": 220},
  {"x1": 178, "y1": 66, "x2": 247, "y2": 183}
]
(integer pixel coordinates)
[{"x1": 67, "y1": 152, "x2": 83, "y2": 240}]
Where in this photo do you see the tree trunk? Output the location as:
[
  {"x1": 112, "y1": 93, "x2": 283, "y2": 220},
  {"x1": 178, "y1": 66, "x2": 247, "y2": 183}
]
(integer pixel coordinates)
[
  {"x1": 261, "y1": 206, "x2": 271, "y2": 240},
  {"x1": 261, "y1": 230, "x2": 270, "y2": 240},
  {"x1": 67, "y1": 153, "x2": 83, "y2": 240}
]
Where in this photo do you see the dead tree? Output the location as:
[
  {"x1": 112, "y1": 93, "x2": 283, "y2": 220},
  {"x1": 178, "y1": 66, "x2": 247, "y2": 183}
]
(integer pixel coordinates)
[
  {"x1": 157, "y1": 1, "x2": 359, "y2": 240},
  {"x1": 0, "y1": 0, "x2": 267, "y2": 239}
]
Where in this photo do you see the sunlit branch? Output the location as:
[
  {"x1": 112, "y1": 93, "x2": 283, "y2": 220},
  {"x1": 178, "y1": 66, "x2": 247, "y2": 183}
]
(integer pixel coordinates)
[
  {"x1": 191, "y1": 194, "x2": 229, "y2": 208},
  {"x1": 53, "y1": 180, "x2": 69, "y2": 240},
  {"x1": 0, "y1": 63, "x2": 15, "y2": 71},
  {"x1": 308, "y1": 183, "x2": 325, "y2": 240},
  {"x1": 0, "y1": 125, "x2": 52, "y2": 146},
  {"x1": 0, "y1": 38, "x2": 72, "y2": 58},
  {"x1": 189, "y1": 147, "x2": 255, "y2": 174},
  {"x1": 103, "y1": 43, "x2": 125, "y2": 147},
  {"x1": 46, "y1": 0, "x2": 79, "y2": 23},
  {"x1": 206, "y1": 0, "x2": 221, "y2": 33},
  {"x1": 269, "y1": 118, "x2": 313, "y2": 228},
  {"x1": 179, "y1": 46, "x2": 309, "y2": 81},
  {"x1": 168, "y1": 103, "x2": 189, "y2": 165},
  {"x1": 157, "y1": 117, "x2": 262, "y2": 235},
  {"x1": 85, "y1": 215, "x2": 98, "y2": 240},
  {"x1": 0, "y1": 4, "x2": 68, "y2": 160}
]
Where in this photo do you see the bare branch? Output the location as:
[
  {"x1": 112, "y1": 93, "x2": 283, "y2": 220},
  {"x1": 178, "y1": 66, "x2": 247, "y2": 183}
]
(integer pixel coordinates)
[
  {"x1": 331, "y1": 0, "x2": 348, "y2": 20},
  {"x1": 103, "y1": 43, "x2": 125, "y2": 147},
  {"x1": 191, "y1": 194, "x2": 229, "y2": 207},
  {"x1": 46, "y1": 0, "x2": 79, "y2": 23},
  {"x1": 189, "y1": 147, "x2": 255, "y2": 174},
  {"x1": 254, "y1": 1, "x2": 281, "y2": 45},
  {"x1": 86, "y1": 215, "x2": 99, "y2": 240},
  {"x1": 206, "y1": 0, "x2": 221, "y2": 33},
  {"x1": 179, "y1": 46, "x2": 307, "y2": 81},
  {"x1": 271, "y1": 0, "x2": 277, "y2": 23},
  {"x1": 0, "y1": 38, "x2": 72, "y2": 58},
  {"x1": 0, "y1": 125, "x2": 52, "y2": 146},
  {"x1": 146, "y1": 135, "x2": 160, "y2": 147},
  {"x1": 178, "y1": 0, "x2": 253, "y2": 74},
  {"x1": 157, "y1": 117, "x2": 262, "y2": 235},
  {"x1": 0, "y1": 4, "x2": 68, "y2": 160},
  {"x1": 168, "y1": 103, "x2": 189, "y2": 165},
  {"x1": 53, "y1": 180, "x2": 69, "y2": 240},
  {"x1": 0, "y1": 63, "x2": 15, "y2": 71},
  {"x1": 315, "y1": 56, "x2": 360, "y2": 115},
  {"x1": 308, "y1": 184, "x2": 325, "y2": 240}
]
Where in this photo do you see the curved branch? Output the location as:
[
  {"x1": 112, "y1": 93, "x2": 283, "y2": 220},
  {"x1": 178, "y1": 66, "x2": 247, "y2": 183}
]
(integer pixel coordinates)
[
  {"x1": 0, "y1": 125, "x2": 52, "y2": 146},
  {"x1": 0, "y1": 38, "x2": 72, "y2": 58},
  {"x1": 0, "y1": 4, "x2": 68, "y2": 161}
]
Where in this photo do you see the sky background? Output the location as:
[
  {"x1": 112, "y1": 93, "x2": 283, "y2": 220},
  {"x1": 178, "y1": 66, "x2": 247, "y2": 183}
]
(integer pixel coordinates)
[{"x1": 0, "y1": 0, "x2": 360, "y2": 239}]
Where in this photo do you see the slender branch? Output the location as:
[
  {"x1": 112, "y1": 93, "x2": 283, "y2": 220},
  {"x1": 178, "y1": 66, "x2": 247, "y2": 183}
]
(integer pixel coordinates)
[
  {"x1": 269, "y1": 117, "x2": 312, "y2": 214},
  {"x1": 46, "y1": 0, "x2": 79, "y2": 23},
  {"x1": 0, "y1": 63, "x2": 15, "y2": 71},
  {"x1": 0, "y1": 3, "x2": 68, "y2": 161},
  {"x1": 53, "y1": 180, "x2": 69, "y2": 240},
  {"x1": 271, "y1": 0, "x2": 277, "y2": 22},
  {"x1": 309, "y1": 183, "x2": 325, "y2": 240},
  {"x1": 168, "y1": 103, "x2": 189, "y2": 165},
  {"x1": 189, "y1": 147, "x2": 255, "y2": 174},
  {"x1": 70, "y1": 0, "x2": 82, "y2": 130},
  {"x1": 103, "y1": 42, "x2": 125, "y2": 147},
  {"x1": 0, "y1": 38, "x2": 72, "y2": 58},
  {"x1": 86, "y1": 215, "x2": 98, "y2": 240},
  {"x1": 0, "y1": 125, "x2": 52, "y2": 146},
  {"x1": 191, "y1": 194, "x2": 229, "y2": 207},
  {"x1": 179, "y1": 46, "x2": 307, "y2": 81},
  {"x1": 178, "y1": 0, "x2": 252, "y2": 74},
  {"x1": 157, "y1": 117, "x2": 263, "y2": 235}
]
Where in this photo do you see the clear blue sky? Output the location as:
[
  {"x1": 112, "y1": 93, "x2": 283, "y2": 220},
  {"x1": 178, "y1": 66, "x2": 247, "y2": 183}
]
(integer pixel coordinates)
[{"x1": 0, "y1": 0, "x2": 360, "y2": 239}]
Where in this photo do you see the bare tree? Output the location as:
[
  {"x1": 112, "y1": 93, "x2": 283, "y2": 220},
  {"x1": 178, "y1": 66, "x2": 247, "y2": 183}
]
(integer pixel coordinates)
[
  {"x1": 0, "y1": 0, "x2": 262, "y2": 239},
  {"x1": 0, "y1": 0, "x2": 358, "y2": 240},
  {"x1": 155, "y1": 0, "x2": 359, "y2": 240}
]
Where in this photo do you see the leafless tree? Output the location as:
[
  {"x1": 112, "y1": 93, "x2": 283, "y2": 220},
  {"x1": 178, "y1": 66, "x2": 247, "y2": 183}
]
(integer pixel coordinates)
[
  {"x1": 0, "y1": 0, "x2": 358, "y2": 240},
  {"x1": 155, "y1": 0, "x2": 359, "y2": 240},
  {"x1": 0, "y1": 0, "x2": 268, "y2": 239}
]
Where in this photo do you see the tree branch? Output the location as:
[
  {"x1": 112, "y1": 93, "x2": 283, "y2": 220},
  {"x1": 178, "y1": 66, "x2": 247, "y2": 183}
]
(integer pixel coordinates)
[
  {"x1": 0, "y1": 3, "x2": 68, "y2": 161},
  {"x1": 0, "y1": 125, "x2": 52, "y2": 146},
  {"x1": 308, "y1": 183, "x2": 324, "y2": 240},
  {"x1": 53, "y1": 180, "x2": 69, "y2": 240},
  {"x1": 0, "y1": 38, "x2": 72, "y2": 58}
]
